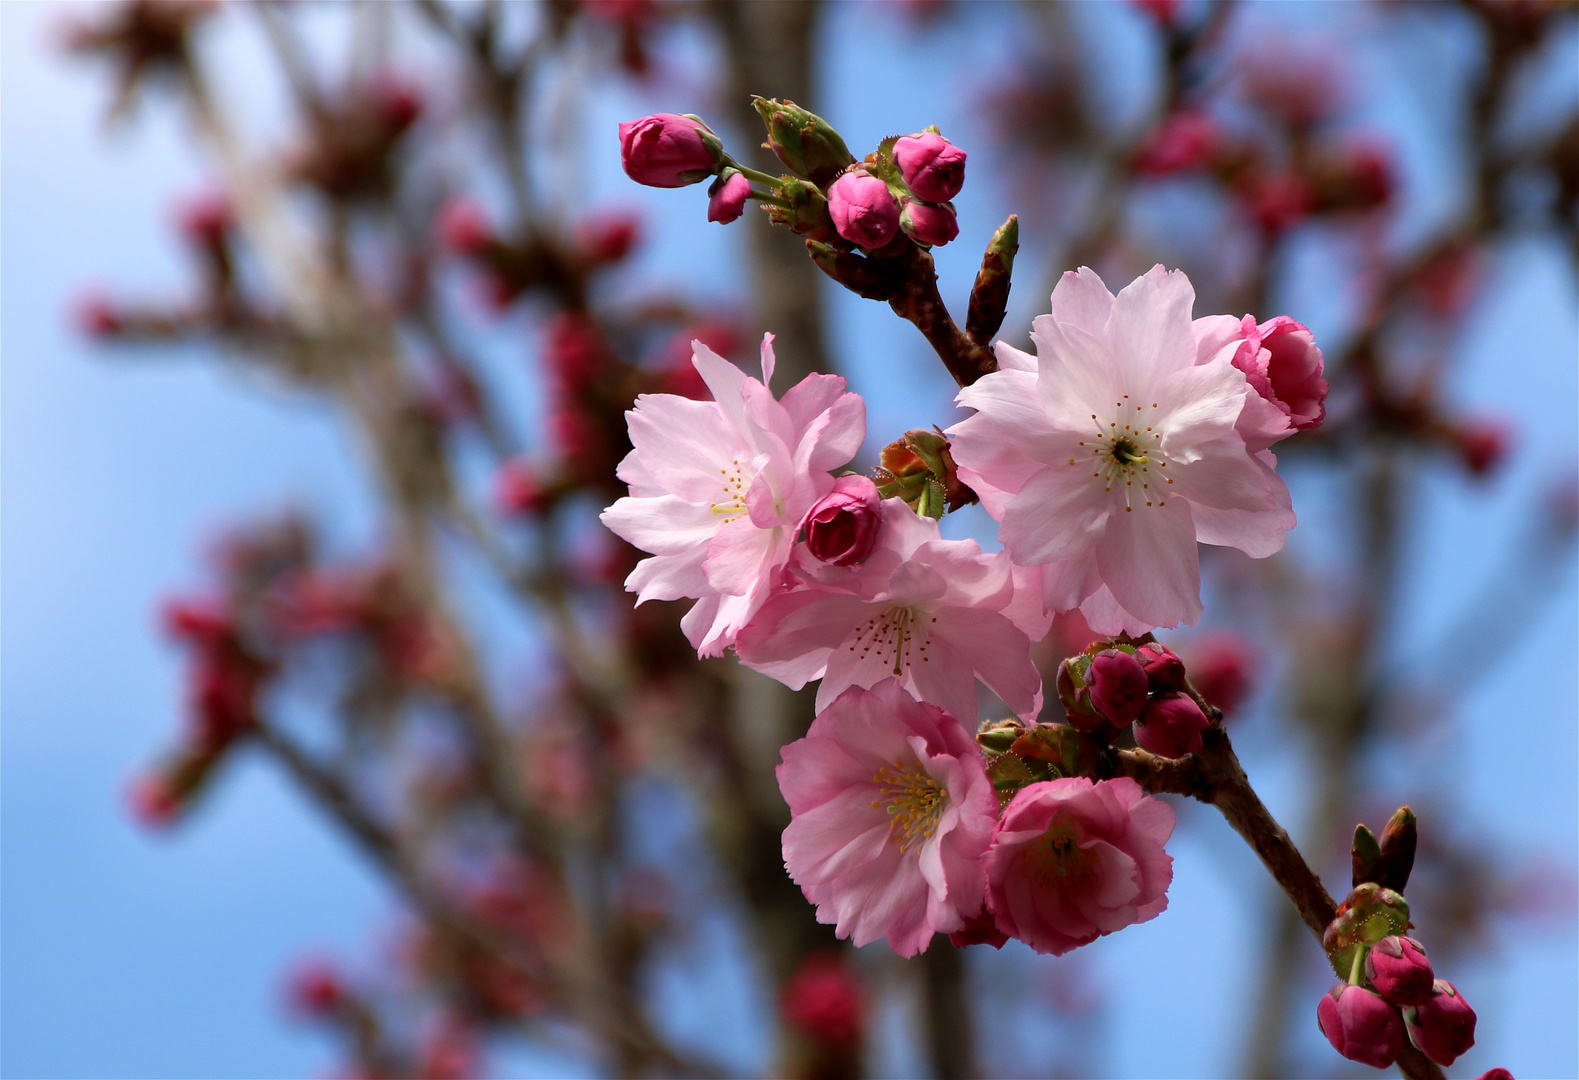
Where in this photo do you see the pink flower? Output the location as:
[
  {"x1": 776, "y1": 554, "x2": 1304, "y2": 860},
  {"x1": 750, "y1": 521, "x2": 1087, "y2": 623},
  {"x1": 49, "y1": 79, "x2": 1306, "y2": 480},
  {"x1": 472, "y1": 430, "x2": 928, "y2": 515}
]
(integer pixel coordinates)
[
  {"x1": 735, "y1": 498, "x2": 1045, "y2": 726},
  {"x1": 983, "y1": 777, "x2": 1175, "y2": 955},
  {"x1": 827, "y1": 171, "x2": 900, "y2": 249},
  {"x1": 801, "y1": 474, "x2": 882, "y2": 566},
  {"x1": 617, "y1": 113, "x2": 721, "y2": 188},
  {"x1": 600, "y1": 335, "x2": 865, "y2": 656},
  {"x1": 1404, "y1": 980, "x2": 1476, "y2": 1066},
  {"x1": 707, "y1": 171, "x2": 751, "y2": 224},
  {"x1": 776, "y1": 680, "x2": 998, "y2": 956},
  {"x1": 1317, "y1": 984, "x2": 1405, "y2": 1068},
  {"x1": 948, "y1": 266, "x2": 1295, "y2": 635},
  {"x1": 893, "y1": 133, "x2": 967, "y2": 203},
  {"x1": 1193, "y1": 313, "x2": 1328, "y2": 448},
  {"x1": 899, "y1": 197, "x2": 958, "y2": 247}
]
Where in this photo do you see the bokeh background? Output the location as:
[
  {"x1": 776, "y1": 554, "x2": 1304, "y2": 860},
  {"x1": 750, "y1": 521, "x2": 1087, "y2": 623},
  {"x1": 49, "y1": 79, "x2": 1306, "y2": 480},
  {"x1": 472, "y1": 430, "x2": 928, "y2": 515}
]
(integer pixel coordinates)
[{"x1": 3, "y1": 1, "x2": 1576, "y2": 1077}]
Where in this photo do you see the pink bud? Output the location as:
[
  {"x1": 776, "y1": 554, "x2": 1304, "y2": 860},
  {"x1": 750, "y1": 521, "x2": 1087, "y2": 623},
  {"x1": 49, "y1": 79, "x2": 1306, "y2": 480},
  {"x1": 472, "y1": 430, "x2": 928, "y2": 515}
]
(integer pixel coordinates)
[
  {"x1": 1365, "y1": 936, "x2": 1435, "y2": 1006},
  {"x1": 1132, "y1": 111, "x2": 1219, "y2": 177},
  {"x1": 1475, "y1": 1069, "x2": 1515, "y2": 1080},
  {"x1": 898, "y1": 197, "x2": 958, "y2": 247},
  {"x1": 1190, "y1": 632, "x2": 1257, "y2": 716},
  {"x1": 542, "y1": 311, "x2": 609, "y2": 391},
  {"x1": 494, "y1": 458, "x2": 549, "y2": 517},
  {"x1": 1087, "y1": 649, "x2": 1149, "y2": 723},
  {"x1": 175, "y1": 192, "x2": 232, "y2": 247},
  {"x1": 801, "y1": 475, "x2": 882, "y2": 566},
  {"x1": 286, "y1": 958, "x2": 347, "y2": 1019},
  {"x1": 1317, "y1": 984, "x2": 1404, "y2": 1068},
  {"x1": 707, "y1": 171, "x2": 751, "y2": 224},
  {"x1": 893, "y1": 132, "x2": 966, "y2": 203},
  {"x1": 126, "y1": 773, "x2": 182, "y2": 829},
  {"x1": 827, "y1": 171, "x2": 900, "y2": 249},
  {"x1": 1246, "y1": 173, "x2": 1315, "y2": 235},
  {"x1": 1135, "y1": 642, "x2": 1186, "y2": 692},
  {"x1": 780, "y1": 953, "x2": 864, "y2": 1049},
  {"x1": 617, "y1": 113, "x2": 720, "y2": 188},
  {"x1": 1454, "y1": 417, "x2": 1508, "y2": 478},
  {"x1": 75, "y1": 295, "x2": 124, "y2": 339},
  {"x1": 575, "y1": 210, "x2": 642, "y2": 265},
  {"x1": 437, "y1": 198, "x2": 492, "y2": 254},
  {"x1": 1134, "y1": 692, "x2": 1210, "y2": 758},
  {"x1": 1404, "y1": 980, "x2": 1476, "y2": 1066}
]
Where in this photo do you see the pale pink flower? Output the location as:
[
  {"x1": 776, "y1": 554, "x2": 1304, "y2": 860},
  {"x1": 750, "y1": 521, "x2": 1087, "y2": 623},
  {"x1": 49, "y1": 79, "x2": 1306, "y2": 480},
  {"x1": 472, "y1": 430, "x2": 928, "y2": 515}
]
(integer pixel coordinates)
[
  {"x1": 776, "y1": 679, "x2": 998, "y2": 956},
  {"x1": 984, "y1": 776, "x2": 1175, "y2": 955},
  {"x1": 735, "y1": 498, "x2": 1045, "y2": 725},
  {"x1": 600, "y1": 336, "x2": 864, "y2": 656},
  {"x1": 1192, "y1": 312, "x2": 1328, "y2": 450},
  {"x1": 948, "y1": 266, "x2": 1295, "y2": 635}
]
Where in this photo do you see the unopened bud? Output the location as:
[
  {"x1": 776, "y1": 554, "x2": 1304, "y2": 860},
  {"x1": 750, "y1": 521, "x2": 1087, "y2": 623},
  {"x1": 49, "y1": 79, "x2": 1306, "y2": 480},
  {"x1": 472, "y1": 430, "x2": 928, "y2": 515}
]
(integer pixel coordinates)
[
  {"x1": 966, "y1": 215, "x2": 1018, "y2": 345},
  {"x1": 827, "y1": 171, "x2": 900, "y2": 250},
  {"x1": 1317, "y1": 984, "x2": 1404, "y2": 1068},
  {"x1": 948, "y1": 911, "x2": 1008, "y2": 949},
  {"x1": 1135, "y1": 641, "x2": 1186, "y2": 692},
  {"x1": 801, "y1": 475, "x2": 882, "y2": 565},
  {"x1": 617, "y1": 113, "x2": 722, "y2": 188},
  {"x1": 1352, "y1": 823, "x2": 1382, "y2": 888},
  {"x1": 287, "y1": 958, "x2": 347, "y2": 1019},
  {"x1": 767, "y1": 177, "x2": 840, "y2": 243},
  {"x1": 1403, "y1": 981, "x2": 1476, "y2": 1066},
  {"x1": 893, "y1": 132, "x2": 966, "y2": 202},
  {"x1": 898, "y1": 197, "x2": 958, "y2": 247},
  {"x1": 751, "y1": 97, "x2": 855, "y2": 188},
  {"x1": 437, "y1": 197, "x2": 493, "y2": 254},
  {"x1": 1087, "y1": 649, "x2": 1148, "y2": 724},
  {"x1": 707, "y1": 170, "x2": 751, "y2": 224},
  {"x1": 1133, "y1": 692, "x2": 1210, "y2": 757},
  {"x1": 1373, "y1": 805, "x2": 1417, "y2": 893},
  {"x1": 494, "y1": 458, "x2": 549, "y2": 517},
  {"x1": 1365, "y1": 936, "x2": 1434, "y2": 1006}
]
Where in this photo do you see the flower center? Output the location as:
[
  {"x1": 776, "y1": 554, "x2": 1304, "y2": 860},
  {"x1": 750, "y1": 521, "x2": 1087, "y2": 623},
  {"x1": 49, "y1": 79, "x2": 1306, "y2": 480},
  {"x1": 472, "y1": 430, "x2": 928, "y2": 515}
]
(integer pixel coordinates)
[
  {"x1": 871, "y1": 761, "x2": 947, "y2": 853},
  {"x1": 1022, "y1": 813, "x2": 1099, "y2": 888},
  {"x1": 710, "y1": 458, "x2": 753, "y2": 520},
  {"x1": 1066, "y1": 398, "x2": 1175, "y2": 512},
  {"x1": 844, "y1": 605, "x2": 937, "y2": 676}
]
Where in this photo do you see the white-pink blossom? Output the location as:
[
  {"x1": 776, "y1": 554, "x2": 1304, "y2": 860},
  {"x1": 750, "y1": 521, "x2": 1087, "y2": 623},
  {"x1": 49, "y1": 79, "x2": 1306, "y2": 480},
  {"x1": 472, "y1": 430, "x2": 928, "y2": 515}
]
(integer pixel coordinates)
[
  {"x1": 776, "y1": 679, "x2": 998, "y2": 956},
  {"x1": 734, "y1": 498, "x2": 1046, "y2": 725},
  {"x1": 600, "y1": 335, "x2": 864, "y2": 656},
  {"x1": 947, "y1": 266, "x2": 1295, "y2": 635}
]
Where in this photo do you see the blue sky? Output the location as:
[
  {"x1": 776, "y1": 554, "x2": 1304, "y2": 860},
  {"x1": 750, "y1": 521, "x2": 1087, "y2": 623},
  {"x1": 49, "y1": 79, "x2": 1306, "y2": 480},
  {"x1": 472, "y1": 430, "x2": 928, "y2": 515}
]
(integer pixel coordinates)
[{"x1": 3, "y1": 2, "x2": 1575, "y2": 1077}]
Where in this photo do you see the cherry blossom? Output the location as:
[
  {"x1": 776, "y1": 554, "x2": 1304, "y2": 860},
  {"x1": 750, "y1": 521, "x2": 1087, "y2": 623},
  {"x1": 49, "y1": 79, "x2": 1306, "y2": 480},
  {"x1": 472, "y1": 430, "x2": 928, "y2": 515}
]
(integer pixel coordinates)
[
  {"x1": 947, "y1": 265, "x2": 1295, "y2": 634},
  {"x1": 601, "y1": 336, "x2": 864, "y2": 656},
  {"x1": 984, "y1": 776, "x2": 1175, "y2": 955},
  {"x1": 776, "y1": 680, "x2": 998, "y2": 957},
  {"x1": 734, "y1": 498, "x2": 1045, "y2": 725}
]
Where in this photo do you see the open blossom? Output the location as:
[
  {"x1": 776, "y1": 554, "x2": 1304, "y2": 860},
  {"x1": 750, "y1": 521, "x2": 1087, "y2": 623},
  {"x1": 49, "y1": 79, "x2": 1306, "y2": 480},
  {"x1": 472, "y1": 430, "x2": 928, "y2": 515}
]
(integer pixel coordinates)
[
  {"x1": 776, "y1": 680, "x2": 998, "y2": 956},
  {"x1": 984, "y1": 777, "x2": 1175, "y2": 955},
  {"x1": 948, "y1": 266, "x2": 1295, "y2": 635},
  {"x1": 1192, "y1": 313, "x2": 1327, "y2": 449},
  {"x1": 735, "y1": 498, "x2": 1046, "y2": 726},
  {"x1": 600, "y1": 336, "x2": 864, "y2": 656}
]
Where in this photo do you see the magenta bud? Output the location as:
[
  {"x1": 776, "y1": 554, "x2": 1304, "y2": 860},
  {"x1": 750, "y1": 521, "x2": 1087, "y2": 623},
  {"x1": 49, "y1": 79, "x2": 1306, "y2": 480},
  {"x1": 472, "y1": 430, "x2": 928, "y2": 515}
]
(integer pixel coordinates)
[
  {"x1": 898, "y1": 197, "x2": 958, "y2": 247},
  {"x1": 827, "y1": 171, "x2": 900, "y2": 249},
  {"x1": 1135, "y1": 641, "x2": 1186, "y2": 692},
  {"x1": 617, "y1": 113, "x2": 722, "y2": 188},
  {"x1": 1475, "y1": 1070, "x2": 1514, "y2": 1080},
  {"x1": 1404, "y1": 980, "x2": 1476, "y2": 1066},
  {"x1": 1133, "y1": 692, "x2": 1210, "y2": 758},
  {"x1": 1317, "y1": 984, "x2": 1404, "y2": 1068},
  {"x1": 1365, "y1": 936, "x2": 1434, "y2": 1006},
  {"x1": 707, "y1": 170, "x2": 751, "y2": 224},
  {"x1": 893, "y1": 132, "x2": 966, "y2": 203},
  {"x1": 1087, "y1": 649, "x2": 1149, "y2": 724},
  {"x1": 801, "y1": 475, "x2": 882, "y2": 566}
]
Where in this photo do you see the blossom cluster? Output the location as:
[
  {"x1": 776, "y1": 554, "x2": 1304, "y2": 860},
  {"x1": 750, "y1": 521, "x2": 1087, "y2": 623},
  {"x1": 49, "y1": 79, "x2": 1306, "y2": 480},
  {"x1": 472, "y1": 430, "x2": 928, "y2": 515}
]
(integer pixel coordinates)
[{"x1": 602, "y1": 263, "x2": 1329, "y2": 956}]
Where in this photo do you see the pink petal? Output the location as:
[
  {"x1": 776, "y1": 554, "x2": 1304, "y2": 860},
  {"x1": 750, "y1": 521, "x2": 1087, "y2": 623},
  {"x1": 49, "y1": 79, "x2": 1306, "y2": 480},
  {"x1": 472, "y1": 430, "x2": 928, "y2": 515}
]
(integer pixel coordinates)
[
  {"x1": 1048, "y1": 266, "x2": 1118, "y2": 339},
  {"x1": 1000, "y1": 466, "x2": 1112, "y2": 564},
  {"x1": 1104, "y1": 264, "x2": 1197, "y2": 395},
  {"x1": 1095, "y1": 497, "x2": 1203, "y2": 630}
]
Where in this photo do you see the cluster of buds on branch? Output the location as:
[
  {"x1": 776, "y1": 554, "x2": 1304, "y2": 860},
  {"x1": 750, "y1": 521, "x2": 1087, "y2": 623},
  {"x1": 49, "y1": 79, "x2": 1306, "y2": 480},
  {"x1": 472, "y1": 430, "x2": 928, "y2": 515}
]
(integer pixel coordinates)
[{"x1": 1316, "y1": 809, "x2": 1480, "y2": 1070}]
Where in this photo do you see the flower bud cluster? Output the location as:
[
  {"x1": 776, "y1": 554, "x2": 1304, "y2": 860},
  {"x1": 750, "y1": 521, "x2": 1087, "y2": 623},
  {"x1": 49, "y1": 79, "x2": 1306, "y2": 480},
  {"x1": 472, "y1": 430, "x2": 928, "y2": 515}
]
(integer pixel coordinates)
[
  {"x1": 1058, "y1": 640, "x2": 1213, "y2": 757},
  {"x1": 1316, "y1": 875, "x2": 1478, "y2": 1068},
  {"x1": 617, "y1": 104, "x2": 969, "y2": 255}
]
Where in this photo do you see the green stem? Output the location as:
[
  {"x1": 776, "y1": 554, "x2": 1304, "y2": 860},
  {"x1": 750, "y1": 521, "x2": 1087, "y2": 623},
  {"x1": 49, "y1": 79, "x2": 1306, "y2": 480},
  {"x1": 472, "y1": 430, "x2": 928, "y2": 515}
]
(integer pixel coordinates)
[
  {"x1": 748, "y1": 190, "x2": 791, "y2": 209},
  {"x1": 728, "y1": 161, "x2": 787, "y2": 187},
  {"x1": 1348, "y1": 944, "x2": 1366, "y2": 987}
]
